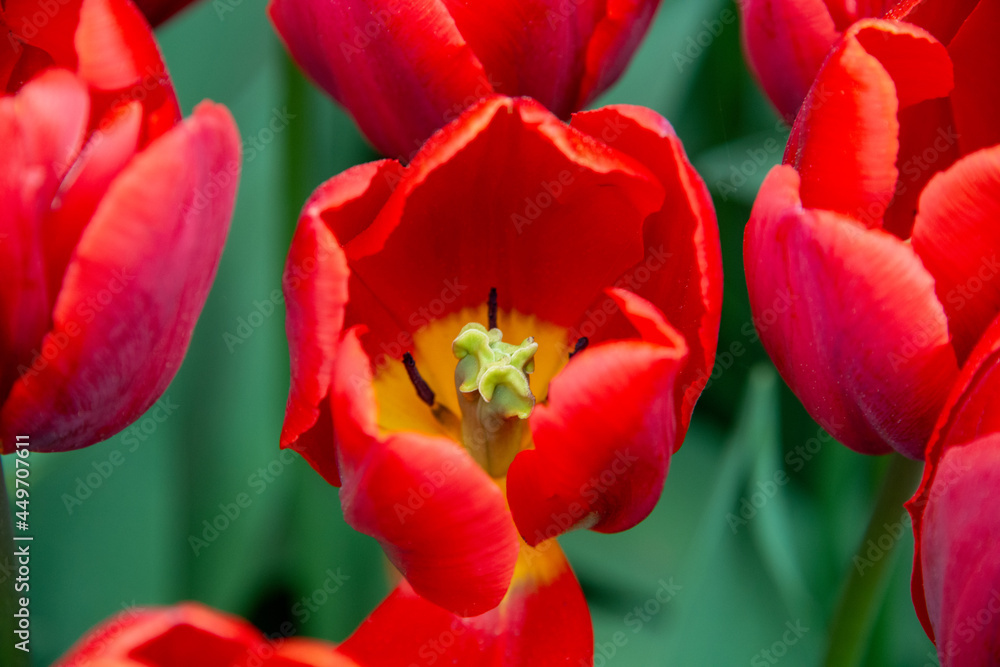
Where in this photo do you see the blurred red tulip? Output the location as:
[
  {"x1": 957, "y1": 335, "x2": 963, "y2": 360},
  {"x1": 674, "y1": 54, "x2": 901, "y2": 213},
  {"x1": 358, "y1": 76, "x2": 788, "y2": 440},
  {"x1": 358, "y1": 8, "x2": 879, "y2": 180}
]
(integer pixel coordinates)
[
  {"x1": 54, "y1": 603, "x2": 350, "y2": 666},
  {"x1": 744, "y1": 14, "x2": 1000, "y2": 458},
  {"x1": 267, "y1": 0, "x2": 662, "y2": 160},
  {"x1": 281, "y1": 96, "x2": 721, "y2": 621},
  {"x1": 907, "y1": 314, "x2": 1000, "y2": 665},
  {"x1": 55, "y1": 550, "x2": 591, "y2": 667},
  {"x1": 0, "y1": 0, "x2": 241, "y2": 453},
  {"x1": 739, "y1": 0, "x2": 986, "y2": 119}
]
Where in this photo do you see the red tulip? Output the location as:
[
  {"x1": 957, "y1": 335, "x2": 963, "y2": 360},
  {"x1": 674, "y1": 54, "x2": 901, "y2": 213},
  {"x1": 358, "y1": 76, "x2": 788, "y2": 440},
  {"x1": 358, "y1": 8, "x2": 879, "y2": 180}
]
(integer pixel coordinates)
[
  {"x1": 267, "y1": 0, "x2": 662, "y2": 160},
  {"x1": 55, "y1": 545, "x2": 591, "y2": 666},
  {"x1": 739, "y1": 0, "x2": 986, "y2": 119},
  {"x1": 281, "y1": 95, "x2": 721, "y2": 619},
  {"x1": 54, "y1": 603, "x2": 349, "y2": 666},
  {"x1": 907, "y1": 314, "x2": 1000, "y2": 665},
  {"x1": 0, "y1": 0, "x2": 241, "y2": 453},
  {"x1": 744, "y1": 14, "x2": 1000, "y2": 458}
]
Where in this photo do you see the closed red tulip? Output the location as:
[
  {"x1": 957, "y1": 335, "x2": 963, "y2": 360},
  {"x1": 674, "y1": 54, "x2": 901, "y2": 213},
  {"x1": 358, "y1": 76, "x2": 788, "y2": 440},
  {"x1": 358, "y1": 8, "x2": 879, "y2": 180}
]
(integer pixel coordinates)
[
  {"x1": 281, "y1": 94, "x2": 721, "y2": 635},
  {"x1": 744, "y1": 12, "x2": 1000, "y2": 458},
  {"x1": 0, "y1": 0, "x2": 241, "y2": 453},
  {"x1": 267, "y1": 0, "x2": 662, "y2": 160},
  {"x1": 55, "y1": 603, "x2": 348, "y2": 666},
  {"x1": 740, "y1": 0, "x2": 987, "y2": 119},
  {"x1": 907, "y1": 314, "x2": 1000, "y2": 665}
]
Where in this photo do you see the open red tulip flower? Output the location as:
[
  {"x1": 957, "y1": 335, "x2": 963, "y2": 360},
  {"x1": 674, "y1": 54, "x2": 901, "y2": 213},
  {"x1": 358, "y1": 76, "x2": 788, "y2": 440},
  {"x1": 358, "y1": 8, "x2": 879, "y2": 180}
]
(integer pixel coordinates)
[
  {"x1": 0, "y1": 0, "x2": 241, "y2": 452},
  {"x1": 907, "y1": 314, "x2": 1000, "y2": 665},
  {"x1": 281, "y1": 95, "x2": 721, "y2": 658},
  {"x1": 267, "y1": 0, "x2": 662, "y2": 160},
  {"x1": 55, "y1": 603, "x2": 349, "y2": 666},
  {"x1": 744, "y1": 10, "x2": 1000, "y2": 459},
  {"x1": 740, "y1": 0, "x2": 990, "y2": 120}
]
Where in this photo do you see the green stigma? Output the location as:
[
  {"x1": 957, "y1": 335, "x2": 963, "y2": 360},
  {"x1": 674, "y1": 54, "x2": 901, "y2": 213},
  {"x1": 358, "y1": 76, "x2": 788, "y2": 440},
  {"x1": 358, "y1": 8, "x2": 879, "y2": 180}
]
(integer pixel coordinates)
[{"x1": 452, "y1": 322, "x2": 538, "y2": 477}]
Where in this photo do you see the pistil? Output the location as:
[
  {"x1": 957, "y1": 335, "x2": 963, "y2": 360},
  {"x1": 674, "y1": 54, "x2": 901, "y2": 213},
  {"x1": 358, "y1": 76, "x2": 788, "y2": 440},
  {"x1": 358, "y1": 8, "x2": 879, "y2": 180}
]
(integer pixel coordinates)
[{"x1": 452, "y1": 322, "x2": 538, "y2": 478}]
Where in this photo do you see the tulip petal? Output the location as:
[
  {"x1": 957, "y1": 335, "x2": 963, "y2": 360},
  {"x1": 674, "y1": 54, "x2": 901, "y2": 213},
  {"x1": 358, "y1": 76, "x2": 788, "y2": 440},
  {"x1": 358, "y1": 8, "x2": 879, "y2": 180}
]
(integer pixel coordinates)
[
  {"x1": 54, "y1": 603, "x2": 346, "y2": 666},
  {"x1": 0, "y1": 102, "x2": 240, "y2": 452},
  {"x1": 911, "y1": 146, "x2": 1000, "y2": 364},
  {"x1": 745, "y1": 166, "x2": 958, "y2": 458},
  {"x1": 281, "y1": 161, "x2": 401, "y2": 464},
  {"x1": 888, "y1": 0, "x2": 983, "y2": 45},
  {"x1": 740, "y1": 0, "x2": 839, "y2": 119},
  {"x1": 43, "y1": 100, "x2": 143, "y2": 307},
  {"x1": 343, "y1": 96, "x2": 663, "y2": 350},
  {"x1": 0, "y1": 70, "x2": 88, "y2": 419},
  {"x1": 508, "y1": 289, "x2": 686, "y2": 544},
  {"x1": 787, "y1": 20, "x2": 952, "y2": 229},
  {"x1": 919, "y1": 437, "x2": 1000, "y2": 664},
  {"x1": 948, "y1": 0, "x2": 1000, "y2": 156},
  {"x1": 338, "y1": 541, "x2": 592, "y2": 665},
  {"x1": 332, "y1": 328, "x2": 518, "y2": 618},
  {"x1": 439, "y1": 0, "x2": 603, "y2": 118},
  {"x1": 339, "y1": 429, "x2": 519, "y2": 616},
  {"x1": 570, "y1": 105, "x2": 722, "y2": 438},
  {"x1": 577, "y1": 0, "x2": 661, "y2": 109},
  {"x1": 267, "y1": 0, "x2": 493, "y2": 159},
  {"x1": 907, "y1": 314, "x2": 1000, "y2": 640}
]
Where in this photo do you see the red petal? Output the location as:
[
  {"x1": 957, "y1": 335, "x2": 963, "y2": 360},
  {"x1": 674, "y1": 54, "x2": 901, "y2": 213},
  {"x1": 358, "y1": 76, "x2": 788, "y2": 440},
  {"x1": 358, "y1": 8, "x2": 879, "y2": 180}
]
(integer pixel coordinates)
[
  {"x1": 739, "y1": 0, "x2": 839, "y2": 119},
  {"x1": 331, "y1": 330, "x2": 517, "y2": 617},
  {"x1": 267, "y1": 0, "x2": 493, "y2": 159},
  {"x1": 281, "y1": 161, "x2": 401, "y2": 460},
  {"x1": 744, "y1": 166, "x2": 958, "y2": 458},
  {"x1": 439, "y1": 0, "x2": 603, "y2": 118},
  {"x1": 75, "y1": 0, "x2": 167, "y2": 91},
  {"x1": 911, "y1": 145, "x2": 1000, "y2": 364},
  {"x1": 339, "y1": 429, "x2": 519, "y2": 616},
  {"x1": 882, "y1": 96, "x2": 960, "y2": 238},
  {"x1": 577, "y1": 0, "x2": 661, "y2": 109},
  {"x1": 508, "y1": 289, "x2": 687, "y2": 544},
  {"x1": 43, "y1": 100, "x2": 143, "y2": 307},
  {"x1": 55, "y1": 602, "x2": 345, "y2": 666},
  {"x1": 343, "y1": 96, "x2": 663, "y2": 343},
  {"x1": 0, "y1": 70, "x2": 88, "y2": 416},
  {"x1": 948, "y1": 0, "x2": 1000, "y2": 156},
  {"x1": 787, "y1": 20, "x2": 953, "y2": 229},
  {"x1": 889, "y1": 0, "x2": 984, "y2": 45},
  {"x1": 907, "y1": 314, "x2": 1000, "y2": 641},
  {"x1": 569, "y1": 105, "x2": 722, "y2": 438},
  {"x1": 1, "y1": 102, "x2": 240, "y2": 452},
  {"x1": 338, "y1": 541, "x2": 592, "y2": 666},
  {"x1": 55, "y1": 604, "x2": 264, "y2": 666},
  {"x1": 918, "y1": 437, "x2": 1000, "y2": 663}
]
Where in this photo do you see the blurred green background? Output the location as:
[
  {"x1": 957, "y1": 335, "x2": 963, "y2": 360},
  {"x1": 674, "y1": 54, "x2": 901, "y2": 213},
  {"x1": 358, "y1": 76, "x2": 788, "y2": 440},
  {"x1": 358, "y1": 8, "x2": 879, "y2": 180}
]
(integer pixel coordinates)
[{"x1": 3, "y1": 0, "x2": 939, "y2": 664}]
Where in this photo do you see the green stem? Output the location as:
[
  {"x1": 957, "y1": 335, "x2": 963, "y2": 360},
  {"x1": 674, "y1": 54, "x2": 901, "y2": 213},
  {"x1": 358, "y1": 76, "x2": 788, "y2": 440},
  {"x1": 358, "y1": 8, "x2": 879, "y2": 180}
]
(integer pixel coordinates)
[
  {"x1": 823, "y1": 453, "x2": 924, "y2": 666},
  {"x1": 0, "y1": 458, "x2": 29, "y2": 666}
]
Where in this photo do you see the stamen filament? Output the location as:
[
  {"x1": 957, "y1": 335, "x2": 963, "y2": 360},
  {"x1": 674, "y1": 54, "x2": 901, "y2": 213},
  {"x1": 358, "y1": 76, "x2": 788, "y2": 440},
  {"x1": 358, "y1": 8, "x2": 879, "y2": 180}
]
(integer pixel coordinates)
[{"x1": 403, "y1": 352, "x2": 435, "y2": 406}]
